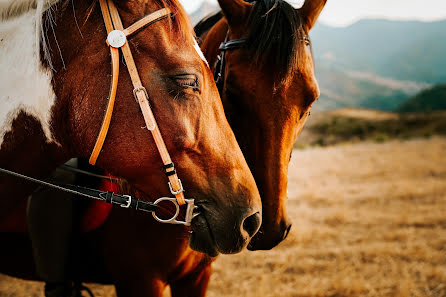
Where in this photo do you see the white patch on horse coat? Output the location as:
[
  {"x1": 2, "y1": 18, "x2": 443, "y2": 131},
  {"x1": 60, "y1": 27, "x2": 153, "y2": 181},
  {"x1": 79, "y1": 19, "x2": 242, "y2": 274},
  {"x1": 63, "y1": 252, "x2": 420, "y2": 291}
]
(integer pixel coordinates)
[
  {"x1": 0, "y1": 5, "x2": 56, "y2": 148},
  {"x1": 193, "y1": 38, "x2": 209, "y2": 68}
]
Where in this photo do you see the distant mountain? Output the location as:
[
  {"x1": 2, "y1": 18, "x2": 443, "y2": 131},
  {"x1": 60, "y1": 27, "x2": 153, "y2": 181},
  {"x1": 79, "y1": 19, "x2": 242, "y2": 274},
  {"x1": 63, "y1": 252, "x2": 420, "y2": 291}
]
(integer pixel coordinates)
[
  {"x1": 312, "y1": 64, "x2": 414, "y2": 112},
  {"x1": 311, "y1": 19, "x2": 446, "y2": 83},
  {"x1": 310, "y1": 19, "x2": 446, "y2": 111},
  {"x1": 397, "y1": 84, "x2": 446, "y2": 112}
]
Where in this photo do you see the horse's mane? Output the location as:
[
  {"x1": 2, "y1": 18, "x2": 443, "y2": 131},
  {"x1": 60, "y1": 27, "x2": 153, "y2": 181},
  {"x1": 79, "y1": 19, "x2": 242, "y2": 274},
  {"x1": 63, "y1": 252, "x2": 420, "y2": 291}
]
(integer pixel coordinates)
[
  {"x1": 0, "y1": 0, "x2": 192, "y2": 70},
  {"x1": 247, "y1": 0, "x2": 308, "y2": 83},
  {"x1": 157, "y1": 0, "x2": 194, "y2": 40},
  {"x1": 0, "y1": 0, "x2": 61, "y2": 70},
  {"x1": 0, "y1": 0, "x2": 59, "y2": 20},
  {"x1": 194, "y1": 11, "x2": 223, "y2": 37}
]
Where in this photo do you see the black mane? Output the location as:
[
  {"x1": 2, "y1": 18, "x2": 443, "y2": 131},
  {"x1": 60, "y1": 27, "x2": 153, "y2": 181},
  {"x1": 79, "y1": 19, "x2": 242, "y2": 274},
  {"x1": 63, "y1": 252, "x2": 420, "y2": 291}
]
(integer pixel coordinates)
[
  {"x1": 194, "y1": 11, "x2": 223, "y2": 37},
  {"x1": 246, "y1": 0, "x2": 308, "y2": 80}
]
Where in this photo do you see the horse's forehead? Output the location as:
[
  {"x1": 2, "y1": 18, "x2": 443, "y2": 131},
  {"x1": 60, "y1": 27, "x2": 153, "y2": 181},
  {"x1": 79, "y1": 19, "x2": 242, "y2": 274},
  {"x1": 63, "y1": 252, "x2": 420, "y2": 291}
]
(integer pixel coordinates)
[{"x1": 138, "y1": 30, "x2": 209, "y2": 71}]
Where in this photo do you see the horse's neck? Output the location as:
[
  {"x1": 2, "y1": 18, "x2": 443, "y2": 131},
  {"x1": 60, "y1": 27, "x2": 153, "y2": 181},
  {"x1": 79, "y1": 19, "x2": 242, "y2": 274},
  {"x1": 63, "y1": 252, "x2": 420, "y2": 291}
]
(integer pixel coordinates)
[
  {"x1": 0, "y1": 2, "x2": 68, "y2": 200},
  {"x1": 0, "y1": 3, "x2": 58, "y2": 150}
]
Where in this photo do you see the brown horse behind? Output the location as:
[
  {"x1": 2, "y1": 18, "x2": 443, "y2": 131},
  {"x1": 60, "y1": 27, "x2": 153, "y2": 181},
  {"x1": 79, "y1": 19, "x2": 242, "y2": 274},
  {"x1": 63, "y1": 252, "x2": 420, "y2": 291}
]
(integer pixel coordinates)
[{"x1": 197, "y1": 0, "x2": 326, "y2": 250}]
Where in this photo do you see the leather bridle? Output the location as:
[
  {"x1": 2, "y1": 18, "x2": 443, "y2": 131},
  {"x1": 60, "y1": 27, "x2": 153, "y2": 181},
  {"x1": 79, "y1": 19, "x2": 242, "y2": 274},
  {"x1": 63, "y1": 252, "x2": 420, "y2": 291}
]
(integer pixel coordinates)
[
  {"x1": 214, "y1": 34, "x2": 246, "y2": 94},
  {"x1": 0, "y1": 0, "x2": 198, "y2": 226},
  {"x1": 91, "y1": 0, "x2": 187, "y2": 206}
]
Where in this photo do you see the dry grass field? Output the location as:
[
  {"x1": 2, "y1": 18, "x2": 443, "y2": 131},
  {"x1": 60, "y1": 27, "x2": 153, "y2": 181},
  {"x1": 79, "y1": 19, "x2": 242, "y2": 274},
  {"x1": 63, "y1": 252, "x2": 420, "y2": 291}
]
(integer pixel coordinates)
[{"x1": 1, "y1": 136, "x2": 446, "y2": 297}]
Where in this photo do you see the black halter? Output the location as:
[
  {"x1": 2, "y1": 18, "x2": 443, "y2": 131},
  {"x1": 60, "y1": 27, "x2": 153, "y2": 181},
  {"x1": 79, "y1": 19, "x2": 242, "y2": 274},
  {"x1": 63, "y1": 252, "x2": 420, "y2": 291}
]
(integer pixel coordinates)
[
  {"x1": 213, "y1": 33, "x2": 246, "y2": 93},
  {"x1": 213, "y1": 31, "x2": 313, "y2": 93}
]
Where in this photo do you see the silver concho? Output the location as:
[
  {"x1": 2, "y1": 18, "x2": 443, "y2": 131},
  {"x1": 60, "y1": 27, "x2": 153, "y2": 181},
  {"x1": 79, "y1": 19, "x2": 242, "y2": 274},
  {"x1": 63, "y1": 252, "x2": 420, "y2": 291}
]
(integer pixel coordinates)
[{"x1": 107, "y1": 30, "x2": 126, "y2": 48}]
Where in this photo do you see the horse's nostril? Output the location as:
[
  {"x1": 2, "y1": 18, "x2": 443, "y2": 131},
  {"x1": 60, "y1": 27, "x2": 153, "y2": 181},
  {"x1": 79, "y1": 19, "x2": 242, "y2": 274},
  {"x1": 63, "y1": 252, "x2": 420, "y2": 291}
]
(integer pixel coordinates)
[
  {"x1": 283, "y1": 224, "x2": 292, "y2": 240},
  {"x1": 242, "y1": 211, "x2": 262, "y2": 238}
]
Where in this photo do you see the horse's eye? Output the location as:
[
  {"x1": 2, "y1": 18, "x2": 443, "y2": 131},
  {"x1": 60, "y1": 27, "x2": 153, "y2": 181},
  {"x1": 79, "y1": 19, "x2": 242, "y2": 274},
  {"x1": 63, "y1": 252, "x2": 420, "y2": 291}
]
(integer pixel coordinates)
[{"x1": 173, "y1": 74, "x2": 199, "y2": 90}]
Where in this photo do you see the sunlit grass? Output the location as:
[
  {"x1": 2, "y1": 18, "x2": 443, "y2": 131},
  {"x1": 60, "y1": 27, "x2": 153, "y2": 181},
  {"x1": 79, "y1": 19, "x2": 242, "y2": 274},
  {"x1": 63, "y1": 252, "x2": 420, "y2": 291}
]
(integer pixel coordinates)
[{"x1": 1, "y1": 137, "x2": 445, "y2": 297}]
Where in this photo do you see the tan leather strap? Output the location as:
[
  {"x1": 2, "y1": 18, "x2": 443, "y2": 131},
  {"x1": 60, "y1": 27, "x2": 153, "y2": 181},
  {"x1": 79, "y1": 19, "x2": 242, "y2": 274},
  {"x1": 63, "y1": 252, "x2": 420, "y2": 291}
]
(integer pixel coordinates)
[
  {"x1": 123, "y1": 8, "x2": 171, "y2": 37},
  {"x1": 91, "y1": 0, "x2": 185, "y2": 205},
  {"x1": 89, "y1": 0, "x2": 119, "y2": 165}
]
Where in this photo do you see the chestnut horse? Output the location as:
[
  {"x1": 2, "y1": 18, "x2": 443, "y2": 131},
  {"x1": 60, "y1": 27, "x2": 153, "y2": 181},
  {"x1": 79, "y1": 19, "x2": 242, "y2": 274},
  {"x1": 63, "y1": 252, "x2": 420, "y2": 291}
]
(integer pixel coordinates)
[
  {"x1": 197, "y1": 0, "x2": 326, "y2": 250},
  {"x1": 0, "y1": 0, "x2": 326, "y2": 296},
  {"x1": 0, "y1": 0, "x2": 262, "y2": 258}
]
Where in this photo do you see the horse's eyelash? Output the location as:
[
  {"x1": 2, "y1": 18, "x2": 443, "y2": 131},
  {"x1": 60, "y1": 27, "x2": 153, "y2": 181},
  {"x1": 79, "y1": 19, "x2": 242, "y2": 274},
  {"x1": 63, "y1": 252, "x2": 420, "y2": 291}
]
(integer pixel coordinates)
[{"x1": 181, "y1": 79, "x2": 198, "y2": 88}]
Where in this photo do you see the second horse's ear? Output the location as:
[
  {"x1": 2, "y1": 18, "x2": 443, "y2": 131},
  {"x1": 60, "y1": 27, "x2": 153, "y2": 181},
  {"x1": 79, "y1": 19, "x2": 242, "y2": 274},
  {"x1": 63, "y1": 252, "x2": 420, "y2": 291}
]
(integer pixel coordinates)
[
  {"x1": 217, "y1": 0, "x2": 253, "y2": 26},
  {"x1": 299, "y1": 0, "x2": 327, "y2": 31}
]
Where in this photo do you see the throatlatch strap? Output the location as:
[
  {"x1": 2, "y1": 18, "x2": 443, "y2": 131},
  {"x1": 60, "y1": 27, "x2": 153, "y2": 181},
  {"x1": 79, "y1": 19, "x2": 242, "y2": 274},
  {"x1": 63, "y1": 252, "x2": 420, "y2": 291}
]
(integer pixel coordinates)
[{"x1": 91, "y1": 0, "x2": 185, "y2": 205}]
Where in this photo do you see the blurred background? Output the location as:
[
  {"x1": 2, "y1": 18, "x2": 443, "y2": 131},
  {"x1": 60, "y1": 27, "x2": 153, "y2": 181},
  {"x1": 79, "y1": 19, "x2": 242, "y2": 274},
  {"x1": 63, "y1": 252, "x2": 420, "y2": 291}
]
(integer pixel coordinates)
[
  {"x1": 1, "y1": 0, "x2": 445, "y2": 296},
  {"x1": 184, "y1": 1, "x2": 446, "y2": 297}
]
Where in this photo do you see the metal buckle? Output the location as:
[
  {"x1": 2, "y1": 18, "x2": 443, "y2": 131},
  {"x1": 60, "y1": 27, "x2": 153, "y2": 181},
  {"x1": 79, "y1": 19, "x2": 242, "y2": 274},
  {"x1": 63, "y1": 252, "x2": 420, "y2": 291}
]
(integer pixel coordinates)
[
  {"x1": 152, "y1": 198, "x2": 196, "y2": 226},
  {"x1": 133, "y1": 86, "x2": 149, "y2": 102},
  {"x1": 120, "y1": 195, "x2": 132, "y2": 208},
  {"x1": 133, "y1": 86, "x2": 155, "y2": 130},
  {"x1": 168, "y1": 179, "x2": 183, "y2": 195}
]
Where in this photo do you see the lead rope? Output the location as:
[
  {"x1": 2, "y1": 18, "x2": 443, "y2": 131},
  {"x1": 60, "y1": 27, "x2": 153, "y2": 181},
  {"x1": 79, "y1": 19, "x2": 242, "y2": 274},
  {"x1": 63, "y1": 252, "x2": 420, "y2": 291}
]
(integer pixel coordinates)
[{"x1": 91, "y1": 0, "x2": 185, "y2": 205}]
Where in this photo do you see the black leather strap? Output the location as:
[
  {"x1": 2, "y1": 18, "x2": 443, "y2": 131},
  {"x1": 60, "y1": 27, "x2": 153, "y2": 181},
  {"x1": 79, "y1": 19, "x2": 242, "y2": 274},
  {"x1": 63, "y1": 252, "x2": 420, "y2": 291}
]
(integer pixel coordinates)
[
  {"x1": 162, "y1": 162, "x2": 176, "y2": 177},
  {"x1": 63, "y1": 184, "x2": 157, "y2": 212},
  {"x1": 0, "y1": 167, "x2": 157, "y2": 213},
  {"x1": 162, "y1": 163, "x2": 174, "y2": 169},
  {"x1": 165, "y1": 170, "x2": 176, "y2": 177},
  {"x1": 219, "y1": 39, "x2": 246, "y2": 51}
]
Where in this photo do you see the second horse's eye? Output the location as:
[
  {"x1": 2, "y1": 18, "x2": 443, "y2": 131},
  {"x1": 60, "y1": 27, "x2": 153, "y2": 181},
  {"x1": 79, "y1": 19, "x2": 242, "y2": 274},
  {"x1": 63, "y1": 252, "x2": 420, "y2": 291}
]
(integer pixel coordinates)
[{"x1": 173, "y1": 74, "x2": 199, "y2": 89}]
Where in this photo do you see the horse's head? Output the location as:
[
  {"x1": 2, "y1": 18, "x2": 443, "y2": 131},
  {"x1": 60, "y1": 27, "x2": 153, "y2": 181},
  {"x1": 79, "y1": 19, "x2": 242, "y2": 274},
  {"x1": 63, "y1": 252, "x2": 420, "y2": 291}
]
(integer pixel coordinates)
[
  {"x1": 200, "y1": 0, "x2": 326, "y2": 250},
  {"x1": 46, "y1": 0, "x2": 261, "y2": 256}
]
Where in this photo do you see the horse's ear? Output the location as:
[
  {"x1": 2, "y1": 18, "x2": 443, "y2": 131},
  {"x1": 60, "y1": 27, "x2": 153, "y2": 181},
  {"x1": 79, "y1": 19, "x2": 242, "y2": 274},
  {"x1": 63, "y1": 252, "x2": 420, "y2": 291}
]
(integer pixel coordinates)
[
  {"x1": 298, "y1": 0, "x2": 327, "y2": 31},
  {"x1": 217, "y1": 0, "x2": 253, "y2": 25}
]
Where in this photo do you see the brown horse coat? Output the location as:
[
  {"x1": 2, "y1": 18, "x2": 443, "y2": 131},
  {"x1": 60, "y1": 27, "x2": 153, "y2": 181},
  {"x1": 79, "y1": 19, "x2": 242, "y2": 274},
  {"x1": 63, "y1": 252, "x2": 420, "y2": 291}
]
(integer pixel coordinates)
[{"x1": 0, "y1": 0, "x2": 262, "y2": 258}]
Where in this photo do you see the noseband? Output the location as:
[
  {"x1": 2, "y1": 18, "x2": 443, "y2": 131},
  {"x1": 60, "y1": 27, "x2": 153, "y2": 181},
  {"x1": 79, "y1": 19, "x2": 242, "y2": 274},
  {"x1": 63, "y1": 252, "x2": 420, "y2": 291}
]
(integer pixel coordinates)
[{"x1": 91, "y1": 0, "x2": 187, "y2": 206}]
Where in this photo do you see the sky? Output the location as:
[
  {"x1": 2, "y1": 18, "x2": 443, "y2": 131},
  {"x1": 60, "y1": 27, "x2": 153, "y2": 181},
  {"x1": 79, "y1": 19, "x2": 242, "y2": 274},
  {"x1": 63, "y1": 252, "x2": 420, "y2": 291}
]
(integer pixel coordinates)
[{"x1": 179, "y1": 0, "x2": 446, "y2": 27}]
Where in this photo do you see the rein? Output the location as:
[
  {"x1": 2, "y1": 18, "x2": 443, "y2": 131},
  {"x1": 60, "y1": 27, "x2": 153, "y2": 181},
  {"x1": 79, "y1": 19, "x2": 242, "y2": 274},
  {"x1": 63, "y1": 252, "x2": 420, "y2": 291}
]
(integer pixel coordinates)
[
  {"x1": 0, "y1": 0, "x2": 198, "y2": 226},
  {"x1": 0, "y1": 166, "x2": 196, "y2": 226}
]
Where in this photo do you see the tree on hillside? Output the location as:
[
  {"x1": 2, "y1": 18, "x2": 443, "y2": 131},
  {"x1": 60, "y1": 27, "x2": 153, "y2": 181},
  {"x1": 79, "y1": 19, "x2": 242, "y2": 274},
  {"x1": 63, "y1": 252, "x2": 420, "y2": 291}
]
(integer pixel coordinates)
[{"x1": 398, "y1": 84, "x2": 446, "y2": 112}]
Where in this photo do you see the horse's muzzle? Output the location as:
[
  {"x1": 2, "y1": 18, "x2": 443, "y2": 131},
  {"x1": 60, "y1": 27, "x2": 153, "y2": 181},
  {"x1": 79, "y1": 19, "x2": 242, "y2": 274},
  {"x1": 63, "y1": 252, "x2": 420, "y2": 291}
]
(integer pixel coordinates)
[
  {"x1": 189, "y1": 203, "x2": 261, "y2": 256},
  {"x1": 247, "y1": 220, "x2": 292, "y2": 251}
]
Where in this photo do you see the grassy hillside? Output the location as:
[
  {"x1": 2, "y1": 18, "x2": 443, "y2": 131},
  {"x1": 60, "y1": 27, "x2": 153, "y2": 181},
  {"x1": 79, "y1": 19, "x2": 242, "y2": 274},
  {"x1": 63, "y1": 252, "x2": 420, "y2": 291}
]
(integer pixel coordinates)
[
  {"x1": 295, "y1": 108, "x2": 446, "y2": 147},
  {"x1": 312, "y1": 66, "x2": 412, "y2": 112},
  {"x1": 398, "y1": 84, "x2": 446, "y2": 112}
]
